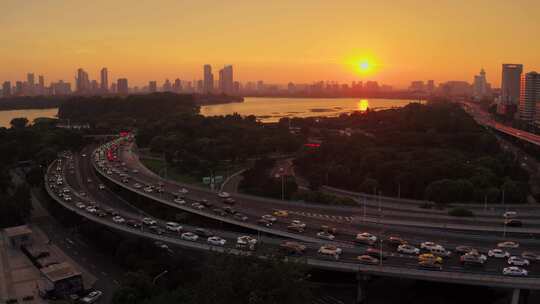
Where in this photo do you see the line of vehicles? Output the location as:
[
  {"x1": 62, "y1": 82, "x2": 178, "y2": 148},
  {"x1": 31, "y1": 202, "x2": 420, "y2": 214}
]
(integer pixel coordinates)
[{"x1": 79, "y1": 139, "x2": 540, "y2": 277}]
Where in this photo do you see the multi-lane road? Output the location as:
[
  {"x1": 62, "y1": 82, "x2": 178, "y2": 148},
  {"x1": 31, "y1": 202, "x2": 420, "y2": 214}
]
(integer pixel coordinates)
[{"x1": 42, "y1": 135, "x2": 540, "y2": 292}]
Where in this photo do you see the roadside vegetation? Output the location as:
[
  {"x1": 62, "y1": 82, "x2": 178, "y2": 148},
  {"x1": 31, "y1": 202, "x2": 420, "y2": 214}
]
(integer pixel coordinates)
[
  {"x1": 293, "y1": 101, "x2": 529, "y2": 205},
  {"x1": 0, "y1": 117, "x2": 85, "y2": 228}
]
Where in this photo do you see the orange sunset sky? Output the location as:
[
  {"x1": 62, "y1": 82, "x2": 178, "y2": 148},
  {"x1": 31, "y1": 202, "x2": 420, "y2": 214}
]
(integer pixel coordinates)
[{"x1": 1, "y1": 0, "x2": 539, "y2": 88}]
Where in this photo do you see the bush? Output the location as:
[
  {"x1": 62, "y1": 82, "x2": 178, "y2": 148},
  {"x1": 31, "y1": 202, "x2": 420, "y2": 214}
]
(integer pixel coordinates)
[{"x1": 448, "y1": 207, "x2": 475, "y2": 217}]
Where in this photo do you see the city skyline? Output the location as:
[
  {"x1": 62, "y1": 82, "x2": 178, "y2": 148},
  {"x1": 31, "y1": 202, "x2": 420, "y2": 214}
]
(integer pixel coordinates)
[{"x1": 1, "y1": 1, "x2": 540, "y2": 87}]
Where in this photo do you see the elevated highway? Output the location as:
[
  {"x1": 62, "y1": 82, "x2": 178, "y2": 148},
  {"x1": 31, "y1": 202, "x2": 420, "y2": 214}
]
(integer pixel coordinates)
[{"x1": 46, "y1": 158, "x2": 540, "y2": 295}]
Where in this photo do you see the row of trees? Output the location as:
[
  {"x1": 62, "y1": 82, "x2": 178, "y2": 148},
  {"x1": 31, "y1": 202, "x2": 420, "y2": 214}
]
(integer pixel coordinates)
[
  {"x1": 293, "y1": 102, "x2": 530, "y2": 204},
  {"x1": 0, "y1": 117, "x2": 85, "y2": 228}
]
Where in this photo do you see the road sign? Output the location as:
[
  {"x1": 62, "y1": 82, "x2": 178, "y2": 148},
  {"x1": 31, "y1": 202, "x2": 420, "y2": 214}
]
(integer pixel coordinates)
[
  {"x1": 214, "y1": 176, "x2": 223, "y2": 183},
  {"x1": 203, "y1": 177, "x2": 211, "y2": 184}
]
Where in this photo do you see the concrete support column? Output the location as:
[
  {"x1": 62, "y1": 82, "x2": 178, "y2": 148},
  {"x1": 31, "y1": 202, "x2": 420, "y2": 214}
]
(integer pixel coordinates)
[
  {"x1": 356, "y1": 273, "x2": 370, "y2": 304},
  {"x1": 511, "y1": 289, "x2": 520, "y2": 304}
]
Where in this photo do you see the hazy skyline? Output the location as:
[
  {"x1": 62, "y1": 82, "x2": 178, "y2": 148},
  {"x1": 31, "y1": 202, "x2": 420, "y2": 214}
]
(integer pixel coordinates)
[{"x1": 1, "y1": 0, "x2": 539, "y2": 87}]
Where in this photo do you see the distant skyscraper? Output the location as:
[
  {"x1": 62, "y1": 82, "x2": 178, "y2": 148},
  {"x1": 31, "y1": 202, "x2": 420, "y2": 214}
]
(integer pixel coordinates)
[
  {"x1": 426, "y1": 80, "x2": 435, "y2": 93},
  {"x1": 409, "y1": 81, "x2": 425, "y2": 92},
  {"x1": 27, "y1": 73, "x2": 35, "y2": 87},
  {"x1": 473, "y1": 68, "x2": 489, "y2": 99},
  {"x1": 15, "y1": 81, "x2": 23, "y2": 95},
  {"x1": 2, "y1": 81, "x2": 11, "y2": 97},
  {"x1": 173, "y1": 78, "x2": 182, "y2": 93},
  {"x1": 117, "y1": 78, "x2": 129, "y2": 95},
  {"x1": 148, "y1": 81, "x2": 157, "y2": 93},
  {"x1": 519, "y1": 71, "x2": 540, "y2": 126},
  {"x1": 111, "y1": 82, "x2": 117, "y2": 93},
  {"x1": 501, "y1": 64, "x2": 523, "y2": 105},
  {"x1": 38, "y1": 75, "x2": 45, "y2": 89},
  {"x1": 76, "y1": 68, "x2": 90, "y2": 93},
  {"x1": 218, "y1": 65, "x2": 234, "y2": 95},
  {"x1": 100, "y1": 68, "x2": 109, "y2": 92},
  {"x1": 203, "y1": 65, "x2": 214, "y2": 93},
  {"x1": 163, "y1": 79, "x2": 172, "y2": 92}
]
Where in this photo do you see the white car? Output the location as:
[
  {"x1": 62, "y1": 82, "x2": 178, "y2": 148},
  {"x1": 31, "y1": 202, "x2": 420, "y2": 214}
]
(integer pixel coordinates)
[
  {"x1": 132, "y1": 169, "x2": 139, "y2": 174},
  {"x1": 165, "y1": 222, "x2": 182, "y2": 232},
  {"x1": 142, "y1": 217, "x2": 157, "y2": 225},
  {"x1": 420, "y1": 242, "x2": 440, "y2": 250},
  {"x1": 173, "y1": 198, "x2": 186, "y2": 205},
  {"x1": 133, "y1": 183, "x2": 142, "y2": 189},
  {"x1": 503, "y1": 266, "x2": 528, "y2": 277},
  {"x1": 178, "y1": 188, "x2": 189, "y2": 194},
  {"x1": 318, "y1": 245, "x2": 342, "y2": 260},
  {"x1": 262, "y1": 214, "x2": 277, "y2": 222},
  {"x1": 503, "y1": 211, "x2": 517, "y2": 219},
  {"x1": 317, "y1": 231, "x2": 335, "y2": 240},
  {"x1": 236, "y1": 235, "x2": 257, "y2": 250},
  {"x1": 217, "y1": 191, "x2": 230, "y2": 198},
  {"x1": 192, "y1": 202, "x2": 204, "y2": 210},
  {"x1": 143, "y1": 186, "x2": 154, "y2": 193},
  {"x1": 63, "y1": 195, "x2": 72, "y2": 202},
  {"x1": 80, "y1": 290, "x2": 103, "y2": 303},
  {"x1": 207, "y1": 236, "x2": 227, "y2": 246},
  {"x1": 497, "y1": 241, "x2": 519, "y2": 248},
  {"x1": 98, "y1": 184, "x2": 106, "y2": 190},
  {"x1": 397, "y1": 244, "x2": 420, "y2": 255},
  {"x1": 85, "y1": 206, "x2": 97, "y2": 213},
  {"x1": 290, "y1": 220, "x2": 306, "y2": 228},
  {"x1": 355, "y1": 232, "x2": 377, "y2": 244},
  {"x1": 508, "y1": 256, "x2": 530, "y2": 267},
  {"x1": 76, "y1": 202, "x2": 86, "y2": 209},
  {"x1": 488, "y1": 248, "x2": 510, "y2": 258},
  {"x1": 112, "y1": 216, "x2": 125, "y2": 224},
  {"x1": 181, "y1": 232, "x2": 199, "y2": 241}
]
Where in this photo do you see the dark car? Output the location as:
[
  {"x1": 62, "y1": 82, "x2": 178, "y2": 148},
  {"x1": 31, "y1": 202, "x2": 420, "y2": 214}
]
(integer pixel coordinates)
[
  {"x1": 455, "y1": 245, "x2": 475, "y2": 254},
  {"x1": 364, "y1": 247, "x2": 388, "y2": 260},
  {"x1": 148, "y1": 225, "x2": 164, "y2": 235},
  {"x1": 200, "y1": 199, "x2": 213, "y2": 208},
  {"x1": 257, "y1": 219, "x2": 273, "y2": 227},
  {"x1": 387, "y1": 236, "x2": 407, "y2": 246},
  {"x1": 126, "y1": 220, "x2": 141, "y2": 229},
  {"x1": 213, "y1": 208, "x2": 227, "y2": 216},
  {"x1": 223, "y1": 197, "x2": 236, "y2": 205},
  {"x1": 418, "y1": 260, "x2": 442, "y2": 271},
  {"x1": 223, "y1": 206, "x2": 236, "y2": 214},
  {"x1": 505, "y1": 219, "x2": 523, "y2": 227},
  {"x1": 195, "y1": 228, "x2": 214, "y2": 237}
]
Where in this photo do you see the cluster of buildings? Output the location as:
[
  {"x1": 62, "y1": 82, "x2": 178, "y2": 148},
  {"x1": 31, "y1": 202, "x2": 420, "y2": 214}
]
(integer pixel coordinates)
[
  {"x1": 497, "y1": 64, "x2": 540, "y2": 129},
  {"x1": 2, "y1": 225, "x2": 85, "y2": 300},
  {"x1": 407, "y1": 71, "x2": 492, "y2": 100},
  {"x1": 0, "y1": 65, "x2": 237, "y2": 97}
]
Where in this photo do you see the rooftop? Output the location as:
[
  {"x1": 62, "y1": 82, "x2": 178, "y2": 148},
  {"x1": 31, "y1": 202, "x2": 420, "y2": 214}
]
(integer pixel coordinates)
[
  {"x1": 3, "y1": 225, "x2": 32, "y2": 238},
  {"x1": 41, "y1": 262, "x2": 81, "y2": 283}
]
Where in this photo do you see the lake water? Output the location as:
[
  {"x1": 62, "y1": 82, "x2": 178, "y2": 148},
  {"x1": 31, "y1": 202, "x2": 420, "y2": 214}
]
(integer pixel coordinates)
[
  {"x1": 200, "y1": 97, "x2": 417, "y2": 122},
  {"x1": 0, "y1": 108, "x2": 58, "y2": 128},
  {"x1": 0, "y1": 97, "x2": 417, "y2": 127}
]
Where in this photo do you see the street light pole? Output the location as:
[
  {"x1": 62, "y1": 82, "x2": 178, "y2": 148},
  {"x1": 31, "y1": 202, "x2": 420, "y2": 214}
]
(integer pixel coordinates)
[{"x1": 152, "y1": 270, "x2": 168, "y2": 285}]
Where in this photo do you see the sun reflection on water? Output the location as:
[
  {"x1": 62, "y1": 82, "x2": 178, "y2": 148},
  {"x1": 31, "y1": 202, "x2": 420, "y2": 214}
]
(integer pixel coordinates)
[{"x1": 358, "y1": 99, "x2": 369, "y2": 112}]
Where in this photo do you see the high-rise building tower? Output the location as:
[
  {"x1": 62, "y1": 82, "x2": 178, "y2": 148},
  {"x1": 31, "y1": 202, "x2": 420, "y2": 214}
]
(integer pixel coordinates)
[
  {"x1": 117, "y1": 78, "x2": 129, "y2": 95},
  {"x1": 27, "y1": 73, "x2": 35, "y2": 87},
  {"x1": 218, "y1": 65, "x2": 234, "y2": 95},
  {"x1": 473, "y1": 68, "x2": 489, "y2": 99},
  {"x1": 100, "y1": 68, "x2": 109, "y2": 92},
  {"x1": 148, "y1": 81, "x2": 157, "y2": 93},
  {"x1": 519, "y1": 71, "x2": 540, "y2": 126},
  {"x1": 76, "y1": 68, "x2": 90, "y2": 93},
  {"x1": 203, "y1": 65, "x2": 214, "y2": 93},
  {"x1": 2, "y1": 81, "x2": 11, "y2": 97},
  {"x1": 173, "y1": 78, "x2": 182, "y2": 93},
  {"x1": 501, "y1": 64, "x2": 523, "y2": 105}
]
